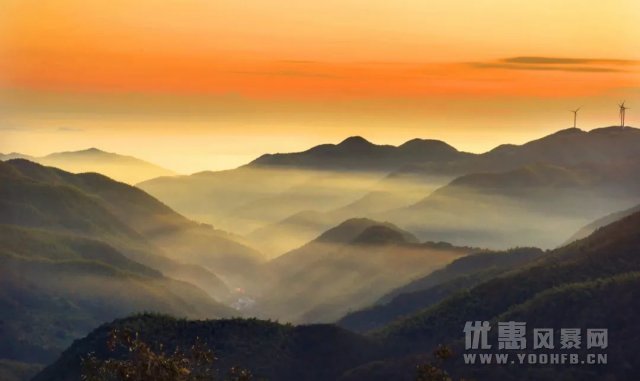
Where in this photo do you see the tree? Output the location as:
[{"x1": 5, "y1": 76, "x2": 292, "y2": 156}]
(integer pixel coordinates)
[
  {"x1": 82, "y1": 329, "x2": 253, "y2": 381},
  {"x1": 416, "y1": 345, "x2": 470, "y2": 381}
]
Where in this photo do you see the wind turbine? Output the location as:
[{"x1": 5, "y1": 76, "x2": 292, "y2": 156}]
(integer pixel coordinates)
[
  {"x1": 570, "y1": 107, "x2": 581, "y2": 128},
  {"x1": 619, "y1": 101, "x2": 628, "y2": 128}
]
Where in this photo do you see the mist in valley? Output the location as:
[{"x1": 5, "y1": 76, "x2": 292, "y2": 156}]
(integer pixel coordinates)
[{"x1": 4, "y1": 126, "x2": 640, "y2": 381}]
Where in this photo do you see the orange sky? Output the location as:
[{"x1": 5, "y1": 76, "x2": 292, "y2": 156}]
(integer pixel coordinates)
[{"x1": 1, "y1": 0, "x2": 639, "y2": 172}]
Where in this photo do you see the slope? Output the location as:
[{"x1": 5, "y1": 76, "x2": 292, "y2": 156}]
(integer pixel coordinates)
[
  {"x1": 337, "y1": 247, "x2": 543, "y2": 333},
  {"x1": 383, "y1": 160, "x2": 640, "y2": 249},
  {"x1": 1, "y1": 159, "x2": 263, "y2": 291},
  {"x1": 32, "y1": 314, "x2": 381, "y2": 381},
  {"x1": 260, "y1": 219, "x2": 471, "y2": 323},
  {"x1": 0, "y1": 225, "x2": 235, "y2": 366}
]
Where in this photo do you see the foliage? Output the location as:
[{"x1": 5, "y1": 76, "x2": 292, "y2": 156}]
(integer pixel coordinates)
[
  {"x1": 82, "y1": 329, "x2": 253, "y2": 381},
  {"x1": 416, "y1": 345, "x2": 471, "y2": 381}
]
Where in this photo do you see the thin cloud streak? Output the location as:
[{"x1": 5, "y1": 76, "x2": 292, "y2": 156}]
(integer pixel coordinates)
[
  {"x1": 503, "y1": 56, "x2": 640, "y2": 65},
  {"x1": 470, "y1": 56, "x2": 640, "y2": 73},
  {"x1": 471, "y1": 63, "x2": 623, "y2": 73}
]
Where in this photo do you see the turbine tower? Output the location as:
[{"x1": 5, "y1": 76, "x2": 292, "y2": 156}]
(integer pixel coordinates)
[
  {"x1": 619, "y1": 101, "x2": 628, "y2": 128},
  {"x1": 570, "y1": 107, "x2": 581, "y2": 128}
]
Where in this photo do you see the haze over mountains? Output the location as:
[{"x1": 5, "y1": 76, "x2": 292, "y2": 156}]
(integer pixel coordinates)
[
  {"x1": 140, "y1": 126, "x2": 640, "y2": 255},
  {"x1": 33, "y1": 201, "x2": 640, "y2": 381},
  {"x1": 0, "y1": 148, "x2": 175, "y2": 184},
  {"x1": 4, "y1": 125, "x2": 640, "y2": 381},
  {"x1": 259, "y1": 218, "x2": 472, "y2": 323},
  {"x1": 338, "y1": 247, "x2": 544, "y2": 333},
  {"x1": 0, "y1": 158, "x2": 269, "y2": 371}
]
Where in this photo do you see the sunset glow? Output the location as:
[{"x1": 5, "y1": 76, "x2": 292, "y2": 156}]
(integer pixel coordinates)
[{"x1": 1, "y1": 0, "x2": 639, "y2": 172}]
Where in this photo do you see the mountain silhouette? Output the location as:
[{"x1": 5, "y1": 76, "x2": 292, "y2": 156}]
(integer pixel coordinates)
[
  {"x1": 33, "y1": 206, "x2": 640, "y2": 381},
  {"x1": 138, "y1": 127, "x2": 640, "y2": 256},
  {"x1": 2, "y1": 159, "x2": 262, "y2": 287},
  {"x1": 248, "y1": 136, "x2": 467, "y2": 171},
  {"x1": 0, "y1": 223, "x2": 235, "y2": 367},
  {"x1": 351, "y1": 224, "x2": 418, "y2": 246},
  {"x1": 382, "y1": 159, "x2": 640, "y2": 249},
  {"x1": 1, "y1": 148, "x2": 176, "y2": 184},
  {"x1": 0, "y1": 159, "x2": 268, "y2": 368},
  {"x1": 338, "y1": 247, "x2": 543, "y2": 333},
  {"x1": 0, "y1": 152, "x2": 33, "y2": 161},
  {"x1": 565, "y1": 203, "x2": 640, "y2": 243},
  {"x1": 261, "y1": 218, "x2": 470, "y2": 323},
  {"x1": 394, "y1": 126, "x2": 640, "y2": 178},
  {"x1": 33, "y1": 314, "x2": 380, "y2": 381},
  {"x1": 356, "y1": 206, "x2": 640, "y2": 380}
]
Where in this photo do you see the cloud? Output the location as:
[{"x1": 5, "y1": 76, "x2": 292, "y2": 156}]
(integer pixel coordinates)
[
  {"x1": 470, "y1": 56, "x2": 639, "y2": 73},
  {"x1": 503, "y1": 57, "x2": 640, "y2": 65},
  {"x1": 471, "y1": 63, "x2": 622, "y2": 73}
]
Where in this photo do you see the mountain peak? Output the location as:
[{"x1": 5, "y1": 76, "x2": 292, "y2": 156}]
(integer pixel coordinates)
[
  {"x1": 589, "y1": 126, "x2": 639, "y2": 134},
  {"x1": 351, "y1": 224, "x2": 417, "y2": 246},
  {"x1": 398, "y1": 138, "x2": 457, "y2": 153},
  {"x1": 315, "y1": 218, "x2": 418, "y2": 246},
  {"x1": 554, "y1": 127, "x2": 584, "y2": 134},
  {"x1": 44, "y1": 147, "x2": 110, "y2": 158},
  {"x1": 316, "y1": 218, "x2": 379, "y2": 244},
  {"x1": 78, "y1": 147, "x2": 108, "y2": 155},
  {"x1": 337, "y1": 136, "x2": 373, "y2": 147}
]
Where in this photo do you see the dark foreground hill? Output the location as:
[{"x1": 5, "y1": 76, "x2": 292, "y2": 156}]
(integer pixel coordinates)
[
  {"x1": 32, "y1": 314, "x2": 382, "y2": 381},
  {"x1": 34, "y1": 200, "x2": 640, "y2": 381},
  {"x1": 355, "y1": 202, "x2": 640, "y2": 380}
]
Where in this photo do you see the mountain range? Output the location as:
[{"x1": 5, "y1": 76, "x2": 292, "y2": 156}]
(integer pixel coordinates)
[
  {"x1": 1, "y1": 148, "x2": 175, "y2": 184},
  {"x1": 260, "y1": 218, "x2": 473, "y2": 323},
  {"x1": 5, "y1": 126, "x2": 640, "y2": 381},
  {"x1": 32, "y1": 203, "x2": 640, "y2": 381},
  {"x1": 381, "y1": 159, "x2": 640, "y2": 248},
  {"x1": 565, "y1": 203, "x2": 640, "y2": 243},
  {"x1": 139, "y1": 126, "x2": 640, "y2": 256},
  {"x1": 250, "y1": 127, "x2": 640, "y2": 176},
  {"x1": 248, "y1": 136, "x2": 470, "y2": 171},
  {"x1": 0, "y1": 158, "x2": 269, "y2": 376},
  {"x1": 337, "y1": 247, "x2": 544, "y2": 333}
]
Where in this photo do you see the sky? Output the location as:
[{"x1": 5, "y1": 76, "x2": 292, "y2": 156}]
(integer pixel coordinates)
[{"x1": 1, "y1": 0, "x2": 639, "y2": 173}]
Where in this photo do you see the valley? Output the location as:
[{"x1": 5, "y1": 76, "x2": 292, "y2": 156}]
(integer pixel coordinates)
[{"x1": 2, "y1": 126, "x2": 640, "y2": 381}]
